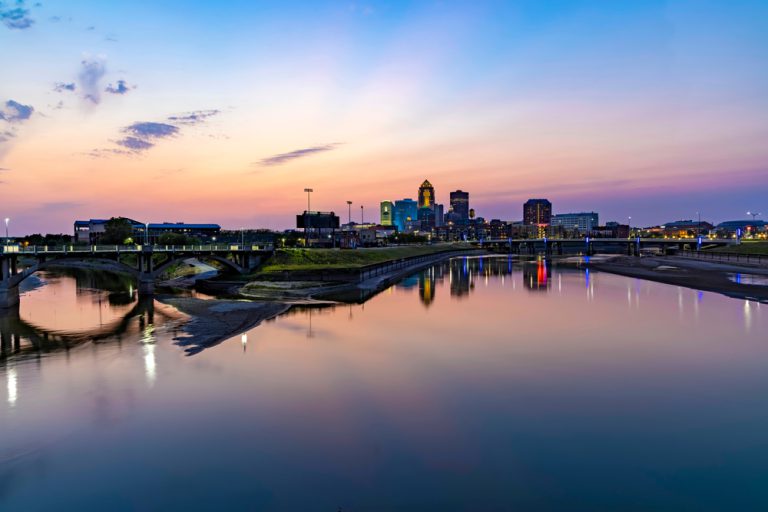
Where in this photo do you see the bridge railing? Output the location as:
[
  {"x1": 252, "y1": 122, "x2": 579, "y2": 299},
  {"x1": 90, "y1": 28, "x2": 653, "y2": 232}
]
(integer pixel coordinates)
[
  {"x1": 4, "y1": 244, "x2": 274, "y2": 254},
  {"x1": 678, "y1": 250, "x2": 768, "y2": 266}
]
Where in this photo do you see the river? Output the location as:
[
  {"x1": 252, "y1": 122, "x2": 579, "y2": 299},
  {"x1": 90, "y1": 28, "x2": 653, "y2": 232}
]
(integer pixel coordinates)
[{"x1": 1, "y1": 257, "x2": 767, "y2": 511}]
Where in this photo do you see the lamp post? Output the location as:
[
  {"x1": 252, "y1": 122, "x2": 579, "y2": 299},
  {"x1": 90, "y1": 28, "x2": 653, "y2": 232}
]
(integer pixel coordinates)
[
  {"x1": 241, "y1": 227, "x2": 245, "y2": 247},
  {"x1": 627, "y1": 216, "x2": 631, "y2": 238},
  {"x1": 144, "y1": 223, "x2": 149, "y2": 246},
  {"x1": 747, "y1": 211, "x2": 761, "y2": 221},
  {"x1": 4, "y1": 217, "x2": 8, "y2": 247},
  {"x1": 361, "y1": 205, "x2": 364, "y2": 225},
  {"x1": 304, "y1": 188, "x2": 313, "y2": 247},
  {"x1": 696, "y1": 211, "x2": 701, "y2": 238},
  {"x1": 346, "y1": 200, "x2": 352, "y2": 224}
]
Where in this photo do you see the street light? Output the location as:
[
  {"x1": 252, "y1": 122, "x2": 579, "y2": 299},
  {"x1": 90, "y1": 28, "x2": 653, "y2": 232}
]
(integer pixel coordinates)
[
  {"x1": 145, "y1": 222, "x2": 149, "y2": 246},
  {"x1": 346, "y1": 200, "x2": 352, "y2": 224},
  {"x1": 747, "y1": 211, "x2": 761, "y2": 221},
  {"x1": 4, "y1": 217, "x2": 8, "y2": 247},
  {"x1": 627, "y1": 216, "x2": 631, "y2": 238},
  {"x1": 360, "y1": 204, "x2": 364, "y2": 225},
  {"x1": 241, "y1": 227, "x2": 245, "y2": 247},
  {"x1": 304, "y1": 188, "x2": 313, "y2": 247}
]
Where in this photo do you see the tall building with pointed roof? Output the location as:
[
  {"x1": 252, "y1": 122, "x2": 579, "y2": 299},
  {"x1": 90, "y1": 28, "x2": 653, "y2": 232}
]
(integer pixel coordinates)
[{"x1": 418, "y1": 179, "x2": 435, "y2": 210}]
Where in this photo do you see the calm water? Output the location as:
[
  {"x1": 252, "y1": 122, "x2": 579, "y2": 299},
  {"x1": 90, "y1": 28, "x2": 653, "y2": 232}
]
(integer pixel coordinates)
[{"x1": 1, "y1": 258, "x2": 767, "y2": 511}]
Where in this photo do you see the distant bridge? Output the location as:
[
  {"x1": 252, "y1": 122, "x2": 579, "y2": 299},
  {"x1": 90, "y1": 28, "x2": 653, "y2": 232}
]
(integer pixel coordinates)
[
  {"x1": 0, "y1": 243, "x2": 274, "y2": 308},
  {"x1": 476, "y1": 237, "x2": 739, "y2": 255}
]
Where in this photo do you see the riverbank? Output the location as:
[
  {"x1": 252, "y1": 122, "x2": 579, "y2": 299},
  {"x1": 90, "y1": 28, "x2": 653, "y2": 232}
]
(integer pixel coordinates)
[
  {"x1": 158, "y1": 296, "x2": 290, "y2": 355},
  {"x1": 588, "y1": 255, "x2": 768, "y2": 302},
  {"x1": 238, "y1": 247, "x2": 484, "y2": 302}
]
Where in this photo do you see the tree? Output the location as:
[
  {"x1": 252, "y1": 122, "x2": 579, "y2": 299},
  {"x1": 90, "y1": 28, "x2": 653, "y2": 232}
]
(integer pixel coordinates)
[{"x1": 101, "y1": 217, "x2": 134, "y2": 244}]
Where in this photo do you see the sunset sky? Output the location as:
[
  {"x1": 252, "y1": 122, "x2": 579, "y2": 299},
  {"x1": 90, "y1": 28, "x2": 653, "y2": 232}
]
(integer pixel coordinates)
[{"x1": 1, "y1": 0, "x2": 767, "y2": 234}]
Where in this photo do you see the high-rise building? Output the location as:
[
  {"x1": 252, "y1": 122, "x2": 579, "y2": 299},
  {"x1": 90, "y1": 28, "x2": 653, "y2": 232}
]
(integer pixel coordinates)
[
  {"x1": 393, "y1": 199, "x2": 418, "y2": 231},
  {"x1": 380, "y1": 200, "x2": 393, "y2": 226},
  {"x1": 523, "y1": 199, "x2": 552, "y2": 226},
  {"x1": 449, "y1": 190, "x2": 469, "y2": 223},
  {"x1": 434, "y1": 204, "x2": 444, "y2": 227},
  {"x1": 551, "y1": 212, "x2": 598, "y2": 233},
  {"x1": 418, "y1": 179, "x2": 435, "y2": 210}
]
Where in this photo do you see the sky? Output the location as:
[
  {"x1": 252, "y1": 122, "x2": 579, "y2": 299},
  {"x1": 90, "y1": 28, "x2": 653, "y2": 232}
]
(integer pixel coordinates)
[{"x1": 1, "y1": 0, "x2": 767, "y2": 234}]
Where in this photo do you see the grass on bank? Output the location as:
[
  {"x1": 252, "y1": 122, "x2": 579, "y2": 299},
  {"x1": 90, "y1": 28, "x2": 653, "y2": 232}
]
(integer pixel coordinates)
[
  {"x1": 259, "y1": 243, "x2": 475, "y2": 272},
  {"x1": 705, "y1": 241, "x2": 768, "y2": 255}
]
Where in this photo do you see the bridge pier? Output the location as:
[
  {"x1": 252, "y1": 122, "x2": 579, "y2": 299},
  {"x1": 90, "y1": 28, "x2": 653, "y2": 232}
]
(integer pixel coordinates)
[{"x1": 0, "y1": 284, "x2": 20, "y2": 309}]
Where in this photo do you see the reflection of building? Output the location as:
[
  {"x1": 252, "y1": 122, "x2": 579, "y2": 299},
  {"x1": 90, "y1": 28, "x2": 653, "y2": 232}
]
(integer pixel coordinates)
[
  {"x1": 523, "y1": 259, "x2": 550, "y2": 291},
  {"x1": 551, "y1": 212, "x2": 598, "y2": 233},
  {"x1": 380, "y1": 201, "x2": 393, "y2": 226},
  {"x1": 393, "y1": 199, "x2": 418, "y2": 232},
  {"x1": 418, "y1": 179, "x2": 435, "y2": 210},
  {"x1": 450, "y1": 258, "x2": 473, "y2": 297},
  {"x1": 418, "y1": 270, "x2": 436, "y2": 306},
  {"x1": 450, "y1": 190, "x2": 469, "y2": 224}
]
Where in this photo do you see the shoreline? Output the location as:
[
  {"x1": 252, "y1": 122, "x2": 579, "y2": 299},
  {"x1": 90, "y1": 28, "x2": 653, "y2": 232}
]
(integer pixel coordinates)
[
  {"x1": 236, "y1": 249, "x2": 484, "y2": 302},
  {"x1": 157, "y1": 296, "x2": 291, "y2": 355},
  {"x1": 587, "y1": 255, "x2": 768, "y2": 302}
]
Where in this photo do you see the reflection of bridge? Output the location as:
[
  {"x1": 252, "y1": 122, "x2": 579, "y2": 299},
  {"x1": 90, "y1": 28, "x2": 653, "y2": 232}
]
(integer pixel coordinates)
[
  {"x1": 0, "y1": 296, "x2": 175, "y2": 359},
  {"x1": 478, "y1": 237, "x2": 738, "y2": 256},
  {"x1": 0, "y1": 244, "x2": 274, "y2": 308}
]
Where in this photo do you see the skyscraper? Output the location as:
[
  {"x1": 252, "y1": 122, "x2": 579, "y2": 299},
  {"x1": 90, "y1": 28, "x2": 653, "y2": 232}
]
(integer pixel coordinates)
[
  {"x1": 418, "y1": 179, "x2": 435, "y2": 210},
  {"x1": 393, "y1": 199, "x2": 418, "y2": 231},
  {"x1": 523, "y1": 199, "x2": 552, "y2": 226},
  {"x1": 449, "y1": 190, "x2": 469, "y2": 223},
  {"x1": 380, "y1": 201, "x2": 393, "y2": 226}
]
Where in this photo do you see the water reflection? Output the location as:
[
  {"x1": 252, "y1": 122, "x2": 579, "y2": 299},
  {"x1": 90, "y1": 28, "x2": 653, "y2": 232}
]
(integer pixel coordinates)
[
  {"x1": 2, "y1": 257, "x2": 768, "y2": 511},
  {"x1": 0, "y1": 270, "x2": 181, "y2": 362}
]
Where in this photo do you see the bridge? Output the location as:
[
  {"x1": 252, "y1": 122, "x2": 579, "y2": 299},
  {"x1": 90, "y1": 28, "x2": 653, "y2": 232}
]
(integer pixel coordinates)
[
  {"x1": 0, "y1": 243, "x2": 274, "y2": 308},
  {"x1": 477, "y1": 237, "x2": 739, "y2": 255}
]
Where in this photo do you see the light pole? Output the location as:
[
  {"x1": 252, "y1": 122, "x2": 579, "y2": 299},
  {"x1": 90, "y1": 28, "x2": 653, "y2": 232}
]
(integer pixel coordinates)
[
  {"x1": 696, "y1": 211, "x2": 701, "y2": 238},
  {"x1": 241, "y1": 227, "x2": 245, "y2": 247},
  {"x1": 627, "y1": 216, "x2": 631, "y2": 238},
  {"x1": 360, "y1": 205, "x2": 364, "y2": 225},
  {"x1": 346, "y1": 201, "x2": 352, "y2": 225},
  {"x1": 304, "y1": 188, "x2": 313, "y2": 247},
  {"x1": 145, "y1": 223, "x2": 149, "y2": 246},
  {"x1": 4, "y1": 217, "x2": 8, "y2": 247},
  {"x1": 747, "y1": 211, "x2": 761, "y2": 221}
]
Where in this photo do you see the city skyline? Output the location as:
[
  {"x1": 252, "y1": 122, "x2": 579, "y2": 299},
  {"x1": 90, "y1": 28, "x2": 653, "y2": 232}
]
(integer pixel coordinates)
[{"x1": 2, "y1": 0, "x2": 767, "y2": 234}]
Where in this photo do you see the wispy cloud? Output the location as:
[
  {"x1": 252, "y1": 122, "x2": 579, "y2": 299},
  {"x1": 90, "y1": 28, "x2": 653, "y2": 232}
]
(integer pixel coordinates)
[
  {"x1": 53, "y1": 81, "x2": 76, "y2": 93},
  {"x1": 257, "y1": 143, "x2": 341, "y2": 167},
  {"x1": 111, "y1": 122, "x2": 179, "y2": 154},
  {"x1": 90, "y1": 110, "x2": 220, "y2": 158},
  {"x1": 167, "y1": 110, "x2": 220, "y2": 125},
  {"x1": 105, "y1": 79, "x2": 133, "y2": 95},
  {"x1": 0, "y1": 100, "x2": 34, "y2": 122},
  {"x1": 78, "y1": 55, "x2": 107, "y2": 104},
  {"x1": 1, "y1": 99, "x2": 34, "y2": 157},
  {"x1": 1, "y1": 1, "x2": 34, "y2": 30},
  {"x1": 115, "y1": 136, "x2": 155, "y2": 151}
]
